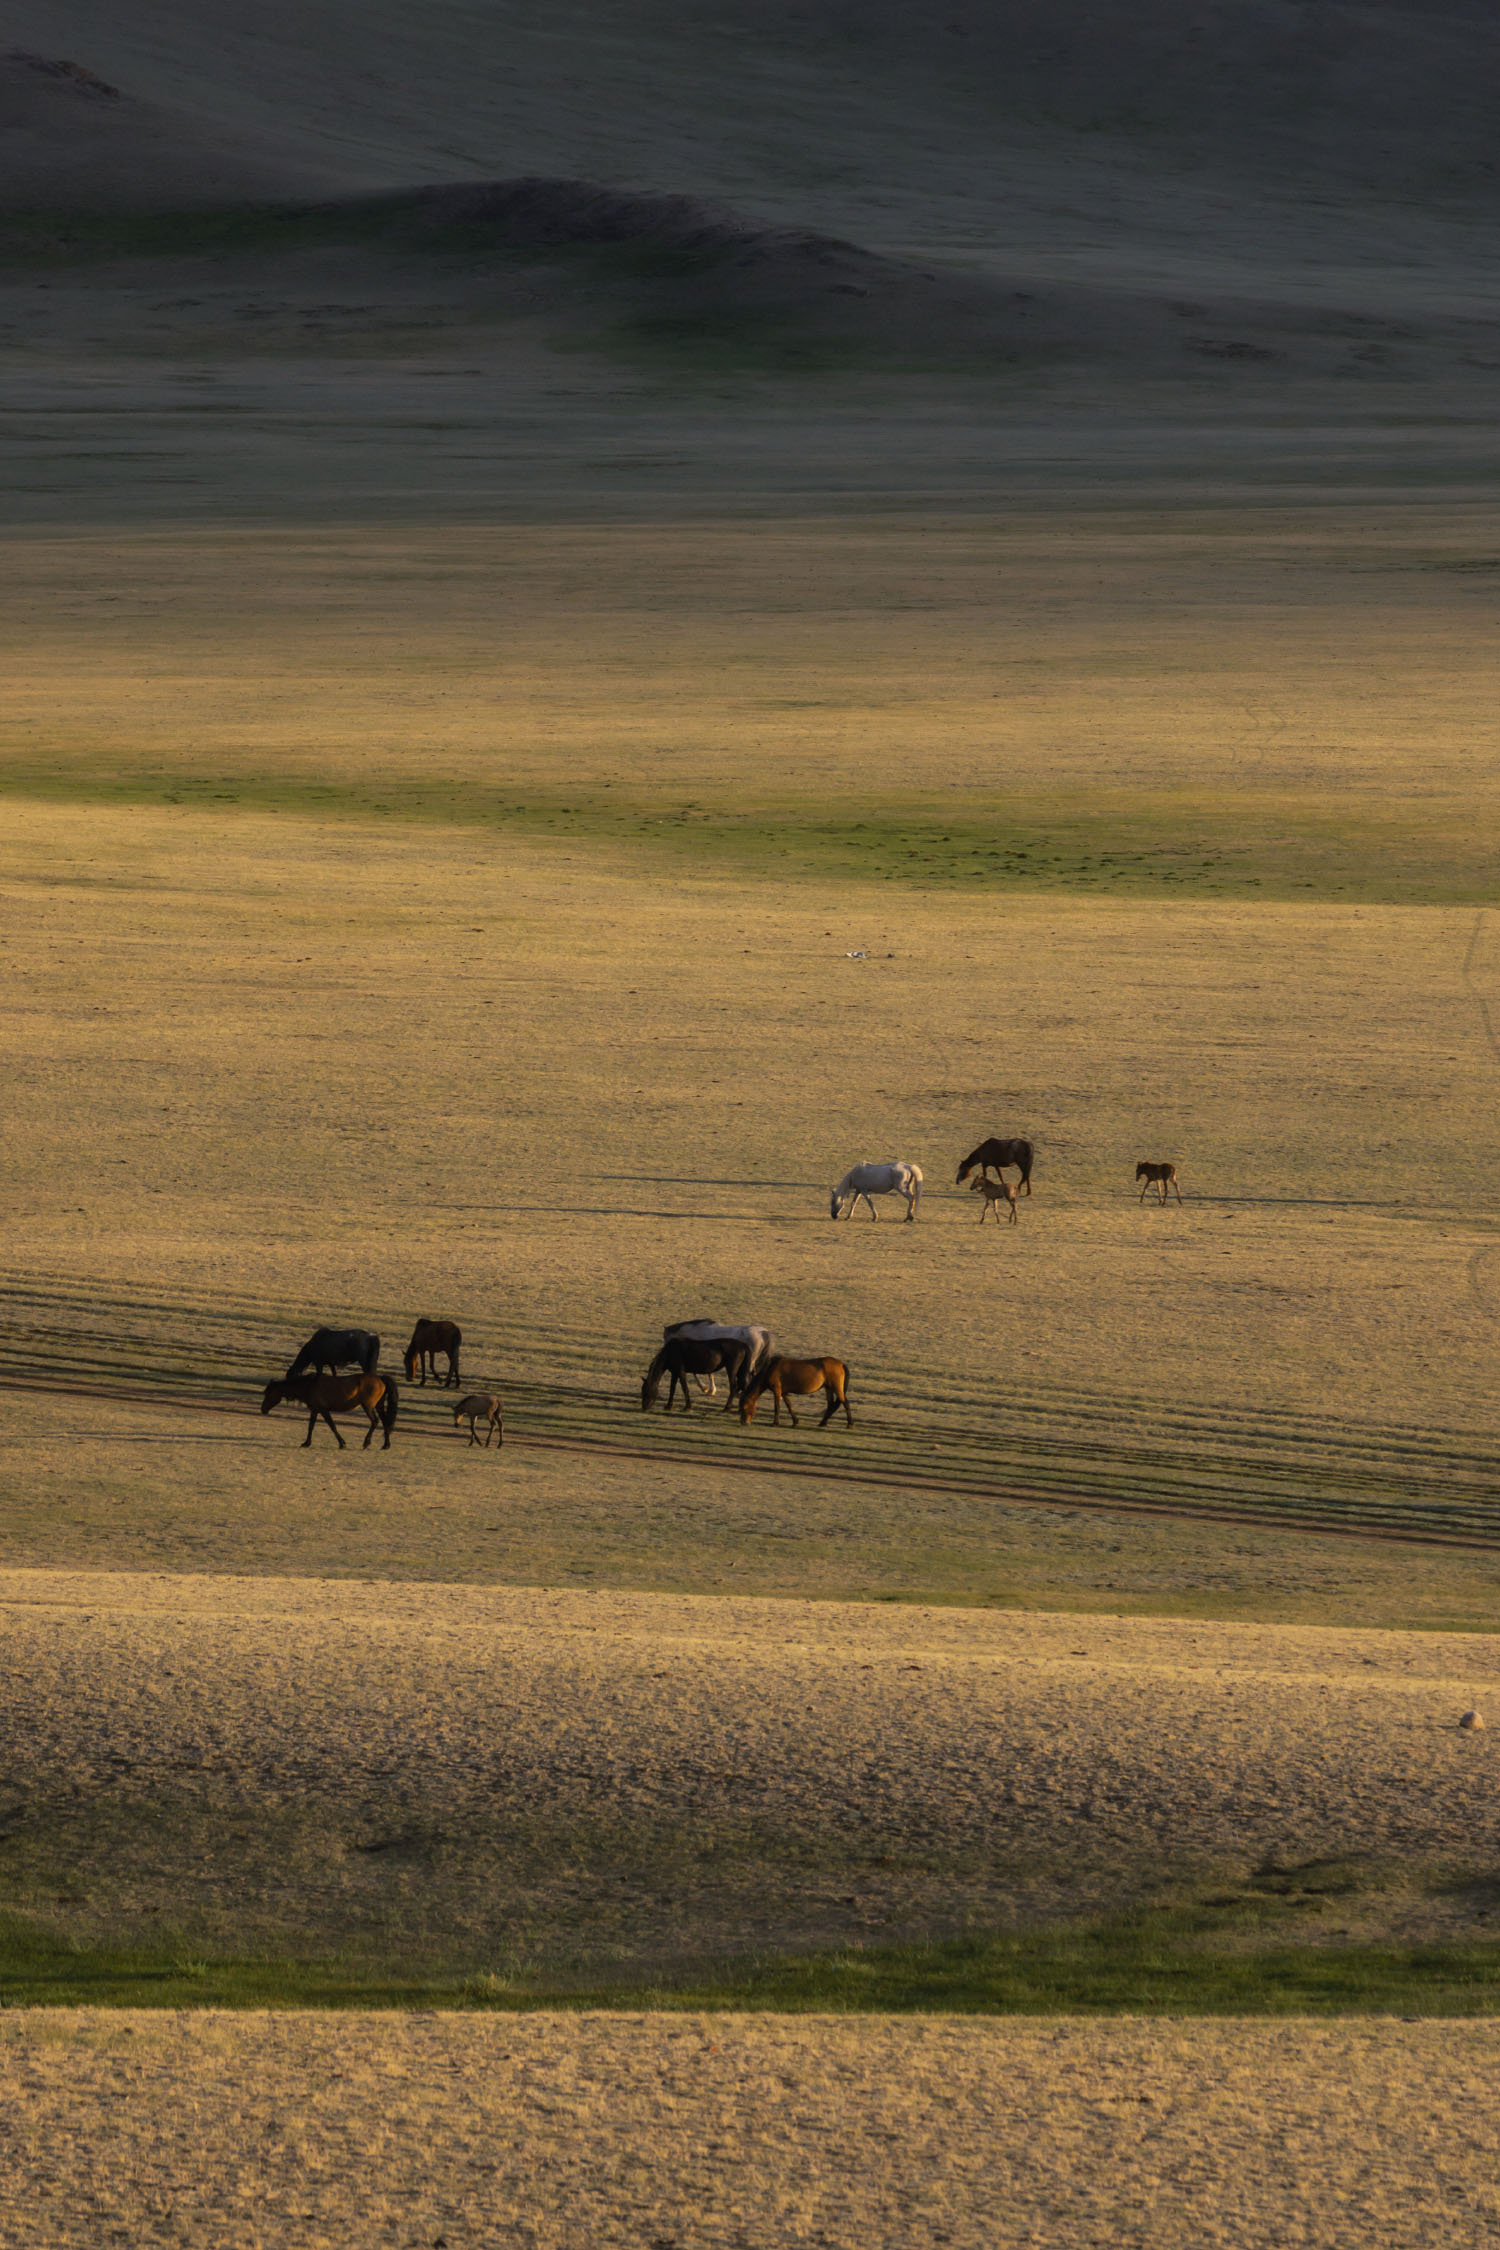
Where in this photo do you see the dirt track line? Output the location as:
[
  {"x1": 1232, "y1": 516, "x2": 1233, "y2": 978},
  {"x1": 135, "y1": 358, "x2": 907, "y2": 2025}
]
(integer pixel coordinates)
[{"x1": 5, "y1": 1370, "x2": 1500, "y2": 1555}]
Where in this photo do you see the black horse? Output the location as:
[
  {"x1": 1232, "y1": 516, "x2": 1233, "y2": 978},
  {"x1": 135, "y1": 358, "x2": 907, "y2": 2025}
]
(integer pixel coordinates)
[
  {"x1": 641, "y1": 1334, "x2": 749, "y2": 1414},
  {"x1": 955, "y1": 1137, "x2": 1034, "y2": 1195},
  {"x1": 287, "y1": 1326, "x2": 380, "y2": 1379}
]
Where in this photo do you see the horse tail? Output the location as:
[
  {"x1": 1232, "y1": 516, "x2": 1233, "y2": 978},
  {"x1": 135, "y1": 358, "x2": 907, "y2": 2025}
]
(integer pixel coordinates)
[
  {"x1": 910, "y1": 1166, "x2": 923, "y2": 1208},
  {"x1": 380, "y1": 1377, "x2": 399, "y2": 1436},
  {"x1": 1018, "y1": 1141, "x2": 1033, "y2": 1188},
  {"x1": 363, "y1": 1334, "x2": 380, "y2": 1375}
]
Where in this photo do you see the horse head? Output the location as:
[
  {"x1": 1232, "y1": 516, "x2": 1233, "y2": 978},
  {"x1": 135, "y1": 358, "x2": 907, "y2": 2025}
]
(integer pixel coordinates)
[
  {"x1": 260, "y1": 1380, "x2": 286, "y2": 1414},
  {"x1": 640, "y1": 1361, "x2": 662, "y2": 1411},
  {"x1": 829, "y1": 1186, "x2": 843, "y2": 1220},
  {"x1": 1134, "y1": 1162, "x2": 1150, "y2": 1180}
]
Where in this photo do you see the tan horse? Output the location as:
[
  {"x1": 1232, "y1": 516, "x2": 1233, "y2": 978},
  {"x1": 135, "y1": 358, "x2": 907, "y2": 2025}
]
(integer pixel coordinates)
[
  {"x1": 970, "y1": 1175, "x2": 1019, "y2": 1225},
  {"x1": 739, "y1": 1355, "x2": 852, "y2": 1428},
  {"x1": 260, "y1": 1372, "x2": 398, "y2": 1449},
  {"x1": 404, "y1": 1318, "x2": 462, "y2": 1388},
  {"x1": 1136, "y1": 1161, "x2": 1183, "y2": 1205},
  {"x1": 453, "y1": 1393, "x2": 503, "y2": 1447}
]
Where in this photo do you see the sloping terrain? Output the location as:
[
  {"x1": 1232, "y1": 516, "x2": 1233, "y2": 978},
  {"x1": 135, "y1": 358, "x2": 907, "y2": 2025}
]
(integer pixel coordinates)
[
  {"x1": 0, "y1": 46, "x2": 347, "y2": 210},
  {"x1": 0, "y1": 2, "x2": 1494, "y2": 469},
  {"x1": 0, "y1": 1571, "x2": 1496, "y2": 1973}
]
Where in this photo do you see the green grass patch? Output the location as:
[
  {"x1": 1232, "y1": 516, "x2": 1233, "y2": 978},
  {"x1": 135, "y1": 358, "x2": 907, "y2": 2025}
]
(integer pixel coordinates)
[
  {"x1": 3, "y1": 764, "x2": 1497, "y2": 904},
  {"x1": 5, "y1": 1888, "x2": 1500, "y2": 2016}
]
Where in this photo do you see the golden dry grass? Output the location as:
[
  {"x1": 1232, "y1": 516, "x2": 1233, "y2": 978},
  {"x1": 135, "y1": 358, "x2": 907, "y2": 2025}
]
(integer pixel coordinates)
[
  {"x1": 2, "y1": 2009, "x2": 1498, "y2": 2248},
  {"x1": 6, "y1": 516, "x2": 1499, "y2": 896}
]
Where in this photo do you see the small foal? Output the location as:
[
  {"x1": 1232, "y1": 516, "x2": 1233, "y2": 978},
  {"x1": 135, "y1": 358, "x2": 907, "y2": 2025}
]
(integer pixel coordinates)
[
  {"x1": 970, "y1": 1176, "x2": 1019, "y2": 1226},
  {"x1": 453, "y1": 1393, "x2": 504, "y2": 1447}
]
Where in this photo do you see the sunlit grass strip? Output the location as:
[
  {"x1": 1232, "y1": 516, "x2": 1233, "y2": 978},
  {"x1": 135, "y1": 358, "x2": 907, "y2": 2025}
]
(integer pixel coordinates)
[
  {"x1": 0, "y1": 766, "x2": 1496, "y2": 905},
  {"x1": 2, "y1": 1911, "x2": 1499, "y2": 2016}
]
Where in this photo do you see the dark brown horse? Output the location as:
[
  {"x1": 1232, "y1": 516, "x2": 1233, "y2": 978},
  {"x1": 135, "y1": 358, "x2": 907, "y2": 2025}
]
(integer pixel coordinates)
[
  {"x1": 642, "y1": 1334, "x2": 749, "y2": 1414},
  {"x1": 956, "y1": 1138, "x2": 1034, "y2": 1194},
  {"x1": 739, "y1": 1355, "x2": 852, "y2": 1428},
  {"x1": 1136, "y1": 1161, "x2": 1183, "y2": 1206},
  {"x1": 261, "y1": 1372, "x2": 399, "y2": 1449},
  {"x1": 404, "y1": 1318, "x2": 462, "y2": 1388}
]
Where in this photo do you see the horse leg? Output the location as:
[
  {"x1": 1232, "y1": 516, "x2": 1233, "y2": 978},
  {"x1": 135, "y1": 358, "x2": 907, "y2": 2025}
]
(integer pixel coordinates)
[
  {"x1": 468, "y1": 1418, "x2": 479, "y2": 1445},
  {"x1": 321, "y1": 1407, "x2": 346, "y2": 1449},
  {"x1": 1139, "y1": 1179, "x2": 1150, "y2": 1203},
  {"x1": 1008, "y1": 1197, "x2": 1018, "y2": 1225},
  {"x1": 362, "y1": 1407, "x2": 379, "y2": 1449},
  {"x1": 819, "y1": 1384, "x2": 838, "y2": 1427},
  {"x1": 1172, "y1": 1176, "x2": 1183, "y2": 1206},
  {"x1": 302, "y1": 1405, "x2": 318, "y2": 1448}
]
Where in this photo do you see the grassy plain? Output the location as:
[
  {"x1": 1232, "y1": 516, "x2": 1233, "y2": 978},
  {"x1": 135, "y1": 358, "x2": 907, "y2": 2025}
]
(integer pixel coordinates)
[{"x1": 2, "y1": 508, "x2": 1499, "y2": 2009}]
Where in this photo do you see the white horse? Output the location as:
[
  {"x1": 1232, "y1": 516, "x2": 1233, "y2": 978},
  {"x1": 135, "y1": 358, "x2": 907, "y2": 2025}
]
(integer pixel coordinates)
[
  {"x1": 664, "y1": 1319, "x2": 775, "y2": 1397},
  {"x1": 829, "y1": 1162, "x2": 923, "y2": 1222}
]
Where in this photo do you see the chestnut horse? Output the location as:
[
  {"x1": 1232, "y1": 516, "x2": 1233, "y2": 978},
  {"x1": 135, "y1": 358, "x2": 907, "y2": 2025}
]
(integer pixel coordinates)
[
  {"x1": 739, "y1": 1355, "x2": 852, "y2": 1428},
  {"x1": 1136, "y1": 1161, "x2": 1183, "y2": 1205},
  {"x1": 955, "y1": 1138, "x2": 1033, "y2": 1194},
  {"x1": 404, "y1": 1318, "x2": 462, "y2": 1387},
  {"x1": 261, "y1": 1371, "x2": 398, "y2": 1449}
]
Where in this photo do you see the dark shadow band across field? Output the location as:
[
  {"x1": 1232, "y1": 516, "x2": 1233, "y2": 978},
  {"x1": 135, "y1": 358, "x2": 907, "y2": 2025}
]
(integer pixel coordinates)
[
  {"x1": 4, "y1": 767, "x2": 1500, "y2": 904},
  {"x1": 5, "y1": 1899, "x2": 1500, "y2": 2019}
]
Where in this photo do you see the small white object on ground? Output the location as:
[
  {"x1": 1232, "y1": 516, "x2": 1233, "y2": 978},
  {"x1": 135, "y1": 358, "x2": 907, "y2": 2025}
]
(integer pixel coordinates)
[{"x1": 1459, "y1": 1709, "x2": 1485, "y2": 1730}]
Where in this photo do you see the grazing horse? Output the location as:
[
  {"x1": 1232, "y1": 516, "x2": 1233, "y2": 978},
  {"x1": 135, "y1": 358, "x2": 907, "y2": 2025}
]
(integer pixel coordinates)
[
  {"x1": 287, "y1": 1326, "x2": 380, "y2": 1379},
  {"x1": 453, "y1": 1393, "x2": 503, "y2": 1447},
  {"x1": 955, "y1": 1138, "x2": 1034, "y2": 1195},
  {"x1": 739, "y1": 1355, "x2": 852, "y2": 1428},
  {"x1": 404, "y1": 1318, "x2": 462, "y2": 1388},
  {"x1": 1136, "y1": 1160, "x2": 1183, "y2": 1206},
  {"x1": 261, "y1": 1372, "x2": 398, "y2": 1449},
  {"x1": 830, "y1": 1162, "x2": 923, "y2": 1222},
  {"x1": 970, "y1": 1175, "x2": 1019, "y2": 1226},
  {"x1": 642, "y1": 1334, "x2": 749, "y2": 1414},
  {"x1": 665, "y1": 1319, "x2": 775, "y2": 1397}
]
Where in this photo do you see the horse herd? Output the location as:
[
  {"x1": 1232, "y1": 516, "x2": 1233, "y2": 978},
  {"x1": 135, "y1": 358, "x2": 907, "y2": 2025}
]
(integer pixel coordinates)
[
  {"x1": 258, "y1": 1317, "x2": 497, "y2": 1452},
  {"x1": 833, "y1": 1140, "x2": 1182, "y2": 1222},
  {"x1": 255, "y1": 1137, "x2": 1181, "y2": 1448}
]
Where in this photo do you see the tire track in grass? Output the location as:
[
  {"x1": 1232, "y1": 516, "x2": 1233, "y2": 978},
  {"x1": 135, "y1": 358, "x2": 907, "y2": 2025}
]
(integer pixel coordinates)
[{"x1": 1, "y1": 1268, "x2": 1499, "y2": 1550}]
